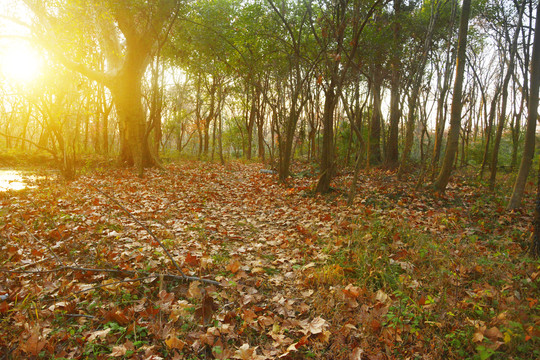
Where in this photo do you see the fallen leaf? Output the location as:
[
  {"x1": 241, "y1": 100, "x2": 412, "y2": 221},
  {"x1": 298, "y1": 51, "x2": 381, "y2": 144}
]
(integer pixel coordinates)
[
  {"x1": 87, "y1": 328, "x2": 111, "y2": 342},
  {"x1": 307, "y1": 316, "x2": 327, "y2": 335},
  {"x1": 165, "y1": 336, "x2": 185, "y2": 350},
  {"x1": 188, "y1": 281, "x2": 202, "y2": 299},
  {"x1": 22, "y1": 329, "x2": 46, "y2": 356},
  {"x1": 226, "y1": 260, "x2": 241, "y2": 274},
  {"x1": 195, "y1": 291, "x2": 217, "y2": 325},
  {"x1": 484, "y1": 327, "x2": 504, "y2": 341}
]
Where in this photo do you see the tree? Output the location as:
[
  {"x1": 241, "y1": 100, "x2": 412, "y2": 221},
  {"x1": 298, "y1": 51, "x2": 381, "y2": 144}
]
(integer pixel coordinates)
[
  {"x1": 488, "y1": 0, "x2": 525, "y2": 190},
  {"x1": 24, "y1": 0, "x2": 181, "y2": 175},
  {"x1": 508, "y1": 2, "x2": 540, "y2": 211},
  {"x1": 385, "y1": 0, "x2": 402, "y2": 168},
  {"x1": 313, "y1": 0, "x2": 383, "y2": 193},
  {"x1": 433, "y1": 0, "x2": 471, "y2": 192}
]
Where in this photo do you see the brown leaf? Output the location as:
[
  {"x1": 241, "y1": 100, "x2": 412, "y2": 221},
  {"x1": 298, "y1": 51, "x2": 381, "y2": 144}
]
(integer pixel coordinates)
[
  {"x1": 195, "y1": 291, "x2": 217, "y2": 325},
  {"x1": 343, "y1": 284, "x2": 361, "y2": 299},
  {"x1": 188, "y1": 281, "x2": 202, "y2": 299},
  {"x1": 226, "y1": 260, "x2": 242, "y2": 274},
  {"x1": 110, "y1": 344, "x2": 128, "y2": 357},
  {"x1": 233, "y1": 343, "x2": 264, "y2": 360},
  {"x1": 103, "y1": 309, "x2": 131, "y2": 325},
  {"x1": 22, "y1": 329, "x2": 46, "y2": 356},
  {"x1": 87, "y1": 328, "x2": 111, "y2": 342},
  {"x1": 484, "y1": 326, "x2": 504, "y2": 341},
  {"x1": 165, "y1": 336, "x2": 185, "y2": 350},
  {"x1": 472, "y1": 332, "x2": 484, "y2": 343},
  {"x1": 0, "y1": 301, "x2": 9, "y2": 314},
  {"x1": 185, "y1": 252, "x2": 200, "y2": 267}
]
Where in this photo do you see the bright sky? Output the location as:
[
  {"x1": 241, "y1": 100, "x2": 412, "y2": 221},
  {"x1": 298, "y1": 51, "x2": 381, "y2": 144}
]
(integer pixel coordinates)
[{"x1": 0, "y1": 1, "x2": 43, "y2": 85}]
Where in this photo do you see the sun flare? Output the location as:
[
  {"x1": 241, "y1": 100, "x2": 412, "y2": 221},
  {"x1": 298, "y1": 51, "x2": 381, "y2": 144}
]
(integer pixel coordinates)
[{"x1": 0, "y1": 43, "x2": 42, "y2": 84}]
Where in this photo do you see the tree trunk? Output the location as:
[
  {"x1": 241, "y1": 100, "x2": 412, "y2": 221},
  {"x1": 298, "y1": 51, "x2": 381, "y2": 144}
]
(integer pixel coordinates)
[
  {"x1": 430, "y1": 1, "x2": 458, "y2": 178},
  {"x1": 479, "y1": 85, "x2": 501, "y2": 179},
  {"x1": 111, "y1": 71, "x2": 152, "y2": 176},
  {"x1": 385, "y1": 0, "x2": 402, "y2": 168},
  {"x1": 369, "y1": 68, "x2": 383, "y2": 166},
  {"x1": 434, "y1": 0, "x2": 471, "y2": 192},
  {"x1": 488, "y1": 2, "x2": 524, "y2": 189},
  {"x1": 507, "y1": 2, "x2": 540, "y2": 210},
  {"x1": 316, "y1": 85, "x2": 337, "y2": 193}
]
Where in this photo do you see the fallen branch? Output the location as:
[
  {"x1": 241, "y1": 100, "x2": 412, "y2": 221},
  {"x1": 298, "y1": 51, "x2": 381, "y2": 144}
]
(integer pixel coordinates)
[{"x1": 0, "y1": 265, "x2": 221, "y2": 286}]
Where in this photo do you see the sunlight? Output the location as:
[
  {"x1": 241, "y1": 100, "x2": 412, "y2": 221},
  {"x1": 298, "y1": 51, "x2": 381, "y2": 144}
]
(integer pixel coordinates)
[
  {"x1": 0, "y1": 170, "x2": 28, "y2": 191},
  {"x1": 0, "y1": 43, "x2": 42, "y2": 84}
]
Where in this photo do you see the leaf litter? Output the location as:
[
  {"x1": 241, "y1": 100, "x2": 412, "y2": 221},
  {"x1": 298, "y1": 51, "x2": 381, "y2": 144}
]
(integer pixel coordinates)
[{"x1": 0, "y1": 161, "x2": 538, "y2": 359}]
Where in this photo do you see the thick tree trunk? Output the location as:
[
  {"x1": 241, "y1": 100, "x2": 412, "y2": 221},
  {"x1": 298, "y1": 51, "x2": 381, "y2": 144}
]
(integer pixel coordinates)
[
  {"x1": 111, "y1": 73, "x2": 152, "y2": 175},
  {"x1": 316, "y1": 85, "x2": 337, "y2": 193},
  {"x1": 434, "y1": 0, "x2": 471, "y2": 192},
  {"x1": 278, "y1": 108, "x2": 298, "y2": 182}
]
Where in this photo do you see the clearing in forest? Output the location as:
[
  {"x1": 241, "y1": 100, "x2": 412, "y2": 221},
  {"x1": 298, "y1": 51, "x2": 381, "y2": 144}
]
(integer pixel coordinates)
[{"x1": 0, "y1": 161, "x2": 538, "y2": 359}]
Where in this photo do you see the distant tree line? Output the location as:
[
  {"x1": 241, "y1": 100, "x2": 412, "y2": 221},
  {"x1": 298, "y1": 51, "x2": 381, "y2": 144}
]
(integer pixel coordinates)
[{"x1": 0, "y1": 0, "x2": 538, "y2": 213}]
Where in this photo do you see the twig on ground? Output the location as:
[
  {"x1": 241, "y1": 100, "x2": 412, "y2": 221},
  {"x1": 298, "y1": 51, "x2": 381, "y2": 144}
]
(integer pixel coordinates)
[
  {"x1": 68, "y1": 275, "x2": 157, "y2": 297},
  {"x1": 18, "y1": 220, "x2": 64, "y2": 266},
  {"x1": 61, "y1": 314, "x2": 96, "y2": 319}
]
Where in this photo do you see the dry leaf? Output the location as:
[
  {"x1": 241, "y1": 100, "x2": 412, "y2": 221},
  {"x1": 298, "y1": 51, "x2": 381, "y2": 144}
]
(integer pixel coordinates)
[
  {"x1": 375, "y1": 289, "x2": 389, "y2": 303},
  {"x1": 472, "y1": 332, "x2": 484, "y2": 343},
  {"x1": 484, "y1": 327, "x2": 504, "y2": 341},
  {"x1": 87, "y1": 328, "x2": 111, "y2": 342},
  {"x1": 307, "y1": 316, "x2": 327, "y2": 335},
  {"x1": 22, "y1": 329, "x2": 46, "y2": 356},
  {"x1": 165, "y1": 336, "x2": 185, "y2": 350},
  {"x1": 233, "y1": 343, "x2": 263, "y2": 360},
  {"x1": 227, "y1": 260, "x2": 241, "y2": 274},
  {"x1": 185, "y1": 252, "x2": 200, "y2": 267},
  {"x1": 343, "y1": 284, "x2": 361, "y2": 299},
  {"x1": 110, "y1": 344, "x2": 128, "y2": 357},
  {"x1": 195, "y1": 291, "x2": 217, "y2": 325},
  {"x1": 188, "y1": 281, "x2": 202, "y2": 299}
]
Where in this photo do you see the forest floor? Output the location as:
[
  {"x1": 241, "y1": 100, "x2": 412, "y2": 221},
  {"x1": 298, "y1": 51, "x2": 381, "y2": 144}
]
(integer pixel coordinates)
[{"x1": 0, "y1": 160, "x2": 539, "y2": 359}]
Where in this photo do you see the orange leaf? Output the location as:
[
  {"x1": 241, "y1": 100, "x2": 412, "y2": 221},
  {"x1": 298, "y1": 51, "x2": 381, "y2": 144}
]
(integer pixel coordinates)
[
  {"x1": 484, "y1": 327, "x2": 503, "y2": 341},
  {"x1": 185, "y1": 252, "x2": 200, "y2": 267},
  {"x1": 23, "y1": 329, "x2": 46, "y2": 356},
  {"x1": 226, "y1": 260, "x2": 241, "y2": 274},
  {"x1": 165, "y1": 336, "x2": 185, "y2": 350}
]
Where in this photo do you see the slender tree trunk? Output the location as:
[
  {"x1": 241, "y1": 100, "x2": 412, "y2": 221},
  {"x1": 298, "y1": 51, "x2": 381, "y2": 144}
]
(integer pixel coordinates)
[
  {"x1": 434, "y1": 0, "x2": 471, "y2": 192},
  {"x1": 385, "y1": 0, "x2": 402, "y2": 168},
  {"x1": 508, "y1": 3, "x2": 540, "y2": 210},
  {"x1": 489, "y1": 2, "x2": 524, "y2": 189},
  {"x1": 479, "y1": 85, "x2": 501, "y2": 179},
  {"x1": 369, "y1": 68, "x2": 383, "y2": 165},
  {"x1": 431, "y1": 1, "x2": 458, "y2": 178}
]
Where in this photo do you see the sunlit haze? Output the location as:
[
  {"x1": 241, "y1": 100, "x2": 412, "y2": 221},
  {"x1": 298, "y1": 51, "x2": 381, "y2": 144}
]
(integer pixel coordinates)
[{"x1": 0, "y1": 42, "x2": 42, "y2": 84}]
